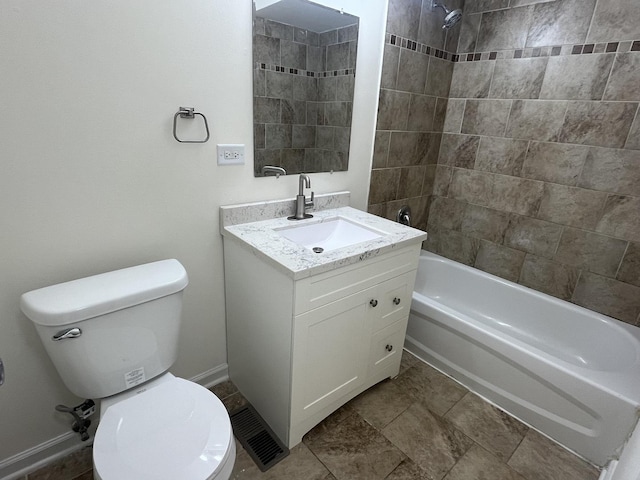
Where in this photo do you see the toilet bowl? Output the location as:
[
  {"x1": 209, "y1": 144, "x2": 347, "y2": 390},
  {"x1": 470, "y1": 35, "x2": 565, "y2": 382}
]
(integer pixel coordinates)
[
  {"x1": 20, "y1": 259, "x2": 235, "y2": 480},
  {"x1": 93, "y1": 374, "x2": 235, "y2": 480}
]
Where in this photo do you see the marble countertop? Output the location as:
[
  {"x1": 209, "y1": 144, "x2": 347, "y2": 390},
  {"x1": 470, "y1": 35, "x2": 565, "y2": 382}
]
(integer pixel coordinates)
[{"x1": 221, "y1": 205, "x2": 427, "y2": 280}]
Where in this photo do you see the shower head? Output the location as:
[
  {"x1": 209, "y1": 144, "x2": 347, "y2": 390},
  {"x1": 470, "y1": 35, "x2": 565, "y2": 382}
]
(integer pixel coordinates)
[
  {"x1": 432, "y1": 1, "x2": 463, "y2": 30},
  {"x1": 443, "y1": 8, "x2": 463, "y2": 29}
]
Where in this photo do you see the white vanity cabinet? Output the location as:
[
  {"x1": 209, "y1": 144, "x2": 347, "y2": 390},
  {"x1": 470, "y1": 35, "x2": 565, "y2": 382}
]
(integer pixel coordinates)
[{"x1": 224, "y1": 238, "x2": 420, "y2": 448}]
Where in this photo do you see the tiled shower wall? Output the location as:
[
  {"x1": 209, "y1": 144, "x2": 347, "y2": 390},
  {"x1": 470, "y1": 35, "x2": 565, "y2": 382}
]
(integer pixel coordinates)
[
  {"x1": 369, "y1": 0, "x2": 640, "y2": 325},
  {"x1": 367, "y1": 0, "x2": 464, "y2": 230},
  {"x1": 253, "y1": 17, "x2": 357, "y2": 175}
]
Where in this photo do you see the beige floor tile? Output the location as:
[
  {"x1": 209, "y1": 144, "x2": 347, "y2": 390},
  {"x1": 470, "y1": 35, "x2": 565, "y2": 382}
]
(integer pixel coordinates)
[
  {"x1": 443, "y1": 444, "x2": 526, "y2": 480},
  {"x1": 305, "y1": 411, "x2": 406, "y2": 480},
  {"x1": 232, "y1": 443, "x2": 329, "y2": 480},
  {"x1": 393, "y1": 360, "x2": 467, "y2": 416},
  {"x1": 349, "y1": 378, "x2": 414, "y2": 429},
  {"x1": 444, "y1": 393, "x2": 528, "y2": 461},
  {"x1": 385, "y1": 458, "x2": 430, "y2": 479},
  {"x1": 303, "y1": 404, "x2": 354, "y2": 443},
  {"x1": 507, "y1": 430, "x2": 600, "y2": 480},
  {"x1": 399, "y1": 349, "x2": 422, "y2": 375},
  {"x1": 71, "y1": 472, "x2": 94, "y2": 480},
  {"x1": 27, "y1": 447, "x2": 93, "y2": 480},
  {"x1": 382, "y1": 401, "x2": 474, "y2": 480},
  {"x1": 231, "y1": 444, "x2": 262, "y2": 479},
  {"x1": 209, "y1": 380, "x2": 239, "y2": 400},
  {"x1": 223, "y1": 391, "x2": 250, "y2": 413}
]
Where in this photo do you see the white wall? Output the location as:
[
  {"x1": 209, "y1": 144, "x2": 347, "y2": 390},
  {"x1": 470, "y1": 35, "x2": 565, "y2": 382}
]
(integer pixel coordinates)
[{"x1": 0, "y1": 0, "x2": 387, "y2": 468}]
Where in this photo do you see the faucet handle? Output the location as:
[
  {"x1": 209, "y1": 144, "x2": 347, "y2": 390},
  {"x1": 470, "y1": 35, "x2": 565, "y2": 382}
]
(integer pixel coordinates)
[{"x1": 306, "y1": 191, "x2": 314, "y2": 208}]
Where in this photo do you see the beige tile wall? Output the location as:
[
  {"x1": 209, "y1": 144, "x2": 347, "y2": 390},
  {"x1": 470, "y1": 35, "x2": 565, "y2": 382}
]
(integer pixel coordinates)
[
  {"x1": 368, "y1": 0, "x2": 463, "y2": 229},
  {"x1": 369, "y1": 0, "x2": 640, "y2": 325}
]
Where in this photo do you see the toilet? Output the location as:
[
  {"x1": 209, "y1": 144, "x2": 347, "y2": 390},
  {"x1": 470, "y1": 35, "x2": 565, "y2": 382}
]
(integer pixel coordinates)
[{"x1": 20, "y1": 259, "x2": 235, "y2": 480}]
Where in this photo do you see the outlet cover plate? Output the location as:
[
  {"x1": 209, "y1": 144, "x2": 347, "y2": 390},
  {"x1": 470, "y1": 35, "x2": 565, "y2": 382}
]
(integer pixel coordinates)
[{"x1": 217, "y1": 144, "x2": 245, "y2": 165}]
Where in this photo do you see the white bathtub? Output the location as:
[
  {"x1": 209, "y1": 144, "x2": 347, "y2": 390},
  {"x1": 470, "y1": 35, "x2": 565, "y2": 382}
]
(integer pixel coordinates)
[{"x1": 405, "y1": 251, "x2": 640, "y2": 468}]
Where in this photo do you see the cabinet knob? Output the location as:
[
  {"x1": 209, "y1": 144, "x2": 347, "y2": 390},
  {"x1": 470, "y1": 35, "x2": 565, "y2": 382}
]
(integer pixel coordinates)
[
  {"x1": 370, "y1": 299, "x2": 378, "y2": 307},
  {"x1": 386, "y1": 344, "x2": 393, "y2": 352},
  {"x1": 393, "y1": 297, "x2": 401, "y2": 305}
]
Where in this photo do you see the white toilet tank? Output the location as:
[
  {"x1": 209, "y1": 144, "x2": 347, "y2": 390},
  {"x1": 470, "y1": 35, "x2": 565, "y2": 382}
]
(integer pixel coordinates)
[{"x1": 20, "y1": 260, "x2": 189, "y2": 399}]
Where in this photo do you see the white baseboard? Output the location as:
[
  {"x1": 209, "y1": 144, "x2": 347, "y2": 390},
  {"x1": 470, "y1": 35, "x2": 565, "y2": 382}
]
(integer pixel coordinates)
[
  {"x1": 0, "y1": 431, "x2": 92, "y2": 480},
  {"x1": 189, "y1": 363, "x2": 229, "y2": 389},
  {"x1": 0, "y1": 363, "x2": 230, "y2": 480}
]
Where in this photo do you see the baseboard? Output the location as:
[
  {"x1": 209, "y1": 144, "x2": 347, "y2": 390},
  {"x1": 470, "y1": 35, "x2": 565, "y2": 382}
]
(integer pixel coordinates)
[
  {"x1": 0, "y1": 363, "x2": 230, "y2": 480},
  {"x1": 189, "y1": 363, "x2": 229, "y2": 389},
  {"x1": 0, "y1": 431, "x2": 92, "y2": 480}
]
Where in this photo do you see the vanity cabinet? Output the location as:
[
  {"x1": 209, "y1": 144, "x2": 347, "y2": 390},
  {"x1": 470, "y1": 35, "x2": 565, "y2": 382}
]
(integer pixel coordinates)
[{"x1": 224, "y1": 239, "x2": 420, "y2": 448}]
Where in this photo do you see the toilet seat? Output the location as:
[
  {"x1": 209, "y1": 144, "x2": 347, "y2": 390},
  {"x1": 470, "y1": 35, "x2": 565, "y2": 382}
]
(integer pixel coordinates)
[{"x1": 93, "y1": 376, "x2": 234, "y2": 480}]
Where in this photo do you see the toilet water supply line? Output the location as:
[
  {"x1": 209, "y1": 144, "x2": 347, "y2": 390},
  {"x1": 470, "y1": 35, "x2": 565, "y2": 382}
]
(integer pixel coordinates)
[{"x1": 55, "y1": 399, "x2": 96, "y2": 441}]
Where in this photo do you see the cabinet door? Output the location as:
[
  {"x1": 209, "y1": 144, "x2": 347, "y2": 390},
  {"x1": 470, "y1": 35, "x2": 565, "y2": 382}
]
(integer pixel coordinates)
[{"x1": 291, "y1": 287, "x2": 373, "y2": 420}]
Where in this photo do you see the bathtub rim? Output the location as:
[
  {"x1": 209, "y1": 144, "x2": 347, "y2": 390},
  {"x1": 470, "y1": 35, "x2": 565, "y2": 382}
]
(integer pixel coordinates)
[{"x1": 414, "y1": 251, "x2": 640, "y2": 377}]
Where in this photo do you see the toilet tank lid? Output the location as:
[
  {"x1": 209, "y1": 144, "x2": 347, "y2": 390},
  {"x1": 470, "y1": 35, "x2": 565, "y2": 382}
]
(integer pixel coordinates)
[{"x1": 20, "y1": 259, "x2": 189, "y2": 326}]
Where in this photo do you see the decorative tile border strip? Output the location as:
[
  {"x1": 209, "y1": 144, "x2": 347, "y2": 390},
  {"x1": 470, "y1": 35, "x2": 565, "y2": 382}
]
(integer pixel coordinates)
[
  {"x1": 457, "y1": 39, "x2": 640, "y2": 62},
  {"x1": 256, "y1": 62, "x2": 355, "y2": 78},
  {"x1": 385, "y1": 32, "x2": 640, "y2": 64},
  {"x1": 386, "y1": 33, "x2": 455, "y2": 61}
]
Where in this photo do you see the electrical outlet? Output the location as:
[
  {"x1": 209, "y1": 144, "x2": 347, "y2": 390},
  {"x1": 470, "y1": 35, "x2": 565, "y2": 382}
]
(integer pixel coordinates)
[{"x1": 217, "y1": 144, "x2": 245, "y2": 165}]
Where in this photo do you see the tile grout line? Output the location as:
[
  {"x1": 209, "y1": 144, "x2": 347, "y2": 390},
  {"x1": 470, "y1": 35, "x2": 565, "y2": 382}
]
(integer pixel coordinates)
[
  {"x1": 599, "y1": 50, "x2": 618, "y2": 102},
  {"x1": 303, "y1": 442, "x2": 335, "y2": 480},
  {"x1": 570, "y1": 268, "x2": 584, "y2": 303},
  {"x1": 613, "y1": 239, "x2": 631, "y2": 280},
  {"x1": 623, "y1": 104, "x2": 640, "y2": 149},
  {"x1": 583, "y1": 0, "x2": 600, "y2": 48}
]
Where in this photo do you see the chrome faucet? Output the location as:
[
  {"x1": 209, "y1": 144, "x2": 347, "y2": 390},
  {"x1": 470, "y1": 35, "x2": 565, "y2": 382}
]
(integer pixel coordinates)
[
  {"x1": 261, "y1": 165, "x2": 286, "y2": 178},
  {"x1": 288, "y1": 174, "x2": 314, "y2": 220}
]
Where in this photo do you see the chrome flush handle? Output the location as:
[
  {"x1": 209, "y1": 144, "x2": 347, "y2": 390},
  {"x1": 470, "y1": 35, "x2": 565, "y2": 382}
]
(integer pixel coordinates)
[{"x1": 52, "y1": 327, "x2": 82, "y2": 341}]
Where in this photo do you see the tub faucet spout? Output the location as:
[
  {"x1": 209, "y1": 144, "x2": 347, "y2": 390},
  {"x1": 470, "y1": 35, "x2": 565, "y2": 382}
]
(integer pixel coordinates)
[{"x1": 289, "y1": 174, "x2": 314, "y2": 220}]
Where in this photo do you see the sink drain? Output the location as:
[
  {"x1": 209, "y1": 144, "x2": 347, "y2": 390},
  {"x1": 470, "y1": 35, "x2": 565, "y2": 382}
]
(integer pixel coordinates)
[{"x1": 312, "y1": 247, "x2": 324, "y2": 253}]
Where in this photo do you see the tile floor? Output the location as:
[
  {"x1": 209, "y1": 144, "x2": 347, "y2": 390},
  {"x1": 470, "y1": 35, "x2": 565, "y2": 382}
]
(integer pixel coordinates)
[
  {"x1": 24, "y1": 351, "x2": 601, "y2": 480},
  {"x1": 225, "y1": 351, "x2": 600, "y2": 480}
]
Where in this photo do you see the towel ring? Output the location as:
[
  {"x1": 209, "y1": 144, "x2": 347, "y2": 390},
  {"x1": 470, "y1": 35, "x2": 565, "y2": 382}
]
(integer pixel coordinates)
[{"x1": 173, "y1": 107, "x2": 210, "y2": 143}]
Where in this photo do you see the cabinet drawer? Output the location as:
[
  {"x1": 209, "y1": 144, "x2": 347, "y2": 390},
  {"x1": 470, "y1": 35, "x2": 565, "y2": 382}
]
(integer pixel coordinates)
[
  {"x1": 368, "y1": 320, "x2": 406, "y2": 379},
  {"x1": 370, "y1": 271, "x2": 415, "y2": 333},
  {"x1": 295, "y1": 244, "x2": 420, "y2": 314}
]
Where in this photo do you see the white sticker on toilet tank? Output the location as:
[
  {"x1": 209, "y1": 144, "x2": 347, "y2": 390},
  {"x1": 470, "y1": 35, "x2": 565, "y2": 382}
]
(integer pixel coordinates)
[{"x1": 124, "y1": 368, "x2": 146, "y2": 388}]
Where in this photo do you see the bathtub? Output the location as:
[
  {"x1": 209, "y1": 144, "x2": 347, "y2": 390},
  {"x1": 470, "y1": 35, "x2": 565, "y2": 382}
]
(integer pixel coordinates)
[{"x1": 405, "y1": 251, "x2": 640, "y2": 468}]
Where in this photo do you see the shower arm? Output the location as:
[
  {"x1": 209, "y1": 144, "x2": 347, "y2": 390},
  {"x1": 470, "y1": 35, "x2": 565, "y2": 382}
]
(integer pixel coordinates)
[{"x1": 432, "y1": 1, "x2": 450, "y2": 14}]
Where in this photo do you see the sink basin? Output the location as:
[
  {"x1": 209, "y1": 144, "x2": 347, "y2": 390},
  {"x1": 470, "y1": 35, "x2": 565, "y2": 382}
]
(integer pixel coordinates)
[{"x1": 275, "y1": 217, "x2": 385, "y2": 252}]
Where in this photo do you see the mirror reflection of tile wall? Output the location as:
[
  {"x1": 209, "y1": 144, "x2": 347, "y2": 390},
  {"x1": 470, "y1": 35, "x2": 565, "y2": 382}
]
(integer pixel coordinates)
[{"x1": 253, "y1": 16, "x2": 358, "y2": 176}]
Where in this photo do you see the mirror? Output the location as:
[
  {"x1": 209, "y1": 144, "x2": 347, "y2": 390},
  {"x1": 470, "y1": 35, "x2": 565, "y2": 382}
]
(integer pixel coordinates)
[{"x1": 253, "y1": 0, "x2": 359, "y2": 176}]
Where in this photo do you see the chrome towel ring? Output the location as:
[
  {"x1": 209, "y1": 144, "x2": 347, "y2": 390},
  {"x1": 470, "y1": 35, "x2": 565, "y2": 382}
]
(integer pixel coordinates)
[{"x1": 173, "y1": 106, "x2": 210, "y2": 143}]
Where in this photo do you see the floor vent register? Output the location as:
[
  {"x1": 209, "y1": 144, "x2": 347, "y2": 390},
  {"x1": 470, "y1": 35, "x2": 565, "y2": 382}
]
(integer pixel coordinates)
[{"x1": 229, "y1": 404, "x2": 289, "y2": 471}]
